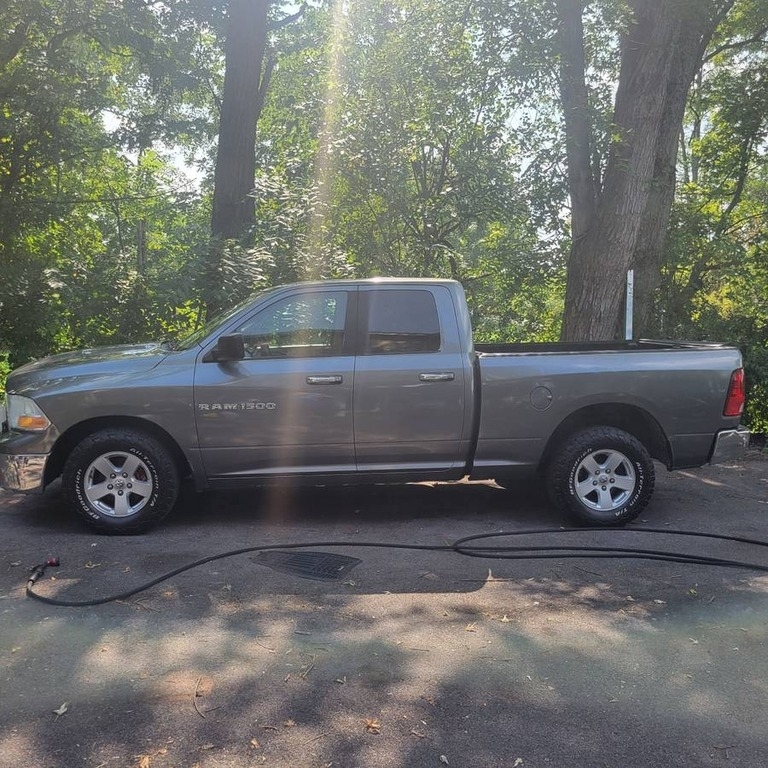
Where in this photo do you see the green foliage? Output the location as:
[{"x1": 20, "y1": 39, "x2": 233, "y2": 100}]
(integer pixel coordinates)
[
  {"x1": 0, "y1": 0, "x2": 218, "y2": 365},
  {"x1": 0, "y1": 352, "x2": 10, "y2": 397},
  {"x1": 330, "y1": 0, "x2": 529, "y2": 279},
  {"x1": 198, "y1": 238, "x2": 274, "y2": 316},
  {"x1": 247, "y1": 0, "x2": 564, "y2": 346},
  {"x1": 657, "y1": 0, "x2": 768, "y2": 432}
]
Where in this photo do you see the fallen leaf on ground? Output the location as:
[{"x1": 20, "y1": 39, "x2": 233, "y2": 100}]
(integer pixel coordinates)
[
  {"x1": 363, "y1": 718, "x2": 381, "y2": 734},
  {"x1": 440, "y1": 756, "x2": 450, "y2": 765},
  {"x1": 500, "y1": 615, "x2": 511, "y2": 623},
  {"x1": 137, "y1": 756, "x2": 150, "y2": 768},
  {"x1": 513, "y1": 759, "x2": 524, "y2": 767},
  {"x1": 53, "y1": 702, "x2": 69, "y2": 719},
  {"x1": 465, "y1": 623, "x2": 477, "y2": 632},
  {"x1": 300, "y1": 660, "x2": 315, "y2": 679},
  {"x1": 283, "y1": 719, "x2": 296, "y2": 728},
  {"x1": 250, "y1": 738, "x2": 260, "y2": 749}
]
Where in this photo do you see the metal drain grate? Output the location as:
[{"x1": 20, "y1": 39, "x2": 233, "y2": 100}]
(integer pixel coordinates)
[{"x1": 254, "y1": 550, "x2": 362, "y2": 581}]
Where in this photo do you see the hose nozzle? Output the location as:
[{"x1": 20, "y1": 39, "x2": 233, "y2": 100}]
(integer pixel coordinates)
[{"x1": 27, "y1": 556, "x2": 60, "y2": 586}]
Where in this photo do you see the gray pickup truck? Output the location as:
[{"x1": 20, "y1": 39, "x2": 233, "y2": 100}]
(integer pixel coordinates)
[{"x1": 0, "y1": 278, "x2": 749, "y2": 533}]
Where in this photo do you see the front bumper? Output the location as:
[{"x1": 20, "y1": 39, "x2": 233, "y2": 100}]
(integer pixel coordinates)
[
  {"x1": 710, "y1": 426, "x2": 750, "y2": 465},
  {"x1": 0, "y1": 453, "x2": 48, "y2": 492},
  {"x1": 0, "y1": 409, "x2": 50, "y2": 493}
]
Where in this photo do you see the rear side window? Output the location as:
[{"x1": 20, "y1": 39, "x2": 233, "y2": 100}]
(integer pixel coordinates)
[{"x1": 365, "y1": 290, "x2": 441, "y2": 355}]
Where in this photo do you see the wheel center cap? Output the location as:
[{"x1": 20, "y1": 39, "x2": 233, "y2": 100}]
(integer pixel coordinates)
[
  {"x1": 115, "y1": 478, "x2": 125, "y2": 489},
  {"x1": 599, "y1": 475, "x2": 608, "y2": 484}
]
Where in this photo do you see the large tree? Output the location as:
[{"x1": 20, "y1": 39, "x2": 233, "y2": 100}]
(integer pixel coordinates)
[
  {"x1": 558, "y1": 0, "x2": 734, "y2": 340},
  {"x1": 210, "y1": 0, "x2": 272, "y2": 241},
  {"x1": 0, "y1": 0, "x2": 215, "y2": 364}
]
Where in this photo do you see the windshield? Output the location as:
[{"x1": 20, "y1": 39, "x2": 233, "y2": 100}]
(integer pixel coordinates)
[{"x1": 173, "y1": 291, "x2": 269, "y2": 351}]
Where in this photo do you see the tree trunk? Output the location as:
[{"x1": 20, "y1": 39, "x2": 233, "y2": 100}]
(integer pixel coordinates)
[
  {"x1": 561, "y1": 0, "x2": 680, "y2": 340},
  {"x1": 559, "y1": 0, "x2": 733, "y2": 341},
  {"x1": 211, "y1": 0, "x2": 270, "y2": 241},
  {"x1": 630, "y1": 46, "x2": 699, "y2": 336},
  {"x1": 556, "y1": 0, "x2": 596, "y2": 243},
  {"x1": 631, "y1": 6, "x2": 732, "y2": 337}
]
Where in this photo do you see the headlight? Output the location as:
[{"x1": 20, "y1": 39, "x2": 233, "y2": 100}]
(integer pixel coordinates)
[{"x1": 6, "y1": 394, "x2": 51, "y2": 432}]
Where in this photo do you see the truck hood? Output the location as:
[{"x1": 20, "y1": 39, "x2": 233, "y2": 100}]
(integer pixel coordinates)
[{"x1": 6, "y1": 343, "x2": 169, "y2": 396}]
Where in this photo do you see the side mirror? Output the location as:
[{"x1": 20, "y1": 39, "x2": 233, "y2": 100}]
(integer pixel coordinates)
[{"x1": 204, "y1": 334, "x2": 245, "y2": 362}]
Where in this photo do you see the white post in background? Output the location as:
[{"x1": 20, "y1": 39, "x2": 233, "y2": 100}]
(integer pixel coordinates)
[{"x1": 625, "y1": 269, "x2": 634, "y2": 340}]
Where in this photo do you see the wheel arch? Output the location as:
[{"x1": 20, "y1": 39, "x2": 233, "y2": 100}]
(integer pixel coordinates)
[
  {"x1": 45, "y1": 416, "x2": 193, "y2": 486},
  {"x1": 539, "y1": 403, "x2": 671, "y2": 473}
]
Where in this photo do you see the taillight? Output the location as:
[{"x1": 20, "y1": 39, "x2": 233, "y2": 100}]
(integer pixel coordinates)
[{"x1": 723, "y1": 368, "x2": 745, "y2": 417}]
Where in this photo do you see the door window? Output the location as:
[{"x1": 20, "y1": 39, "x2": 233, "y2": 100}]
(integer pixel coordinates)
[
  {"x1": 236, "y1": 291, "x2": 348, "y2": 358},
  {"x1": 365, "y1": 290, "x2": 441, "y2": 355}
]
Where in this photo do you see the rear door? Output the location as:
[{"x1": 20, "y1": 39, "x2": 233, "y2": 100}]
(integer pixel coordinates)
[
  {"x1": 353, "y1": 285, "x2": 469, "y2": 474},
  {"x1": 194, "y1": 287, "x2": 357, "y2": 479}
]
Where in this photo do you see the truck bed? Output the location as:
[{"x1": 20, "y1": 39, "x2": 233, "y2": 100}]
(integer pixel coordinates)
[{"x1": 472, "y1": 338, "x2": 744, "y2": 476}]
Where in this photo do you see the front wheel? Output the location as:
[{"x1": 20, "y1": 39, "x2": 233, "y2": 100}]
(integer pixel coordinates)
[
  {"x1": 546, "y1": 426, "x2": 655, "y2": 526},
  {"x1": 62, "y1": 429, "x2": 180, "y2": 534}
]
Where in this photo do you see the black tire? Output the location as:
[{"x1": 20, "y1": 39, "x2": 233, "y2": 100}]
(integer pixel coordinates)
[
  {"x1": 62, "y1": 429, "x2": 180, "y2": 534},
  {"x1": 546, "y1": 426, "x2": 655, "y2": 526}
]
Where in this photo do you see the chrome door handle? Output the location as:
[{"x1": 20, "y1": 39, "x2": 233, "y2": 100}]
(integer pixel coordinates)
[
  {"x1": 306, "y1": 375, "x2": 343, "y2": 385},
  {"x1": 418, "y1": 372, "x2": 455, "y2": 382}
]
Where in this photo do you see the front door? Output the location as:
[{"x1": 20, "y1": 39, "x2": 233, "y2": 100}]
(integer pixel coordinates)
[{"x1": 194, "y1": 288, "x2": 357, "y2": 479}]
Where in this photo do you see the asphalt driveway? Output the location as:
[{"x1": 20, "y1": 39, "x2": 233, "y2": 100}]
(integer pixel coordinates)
[{"x1": 1, "y1": 455, "x2": 767, "y2": 768}]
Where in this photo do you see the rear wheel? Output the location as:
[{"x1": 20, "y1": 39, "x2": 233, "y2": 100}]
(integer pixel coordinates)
[
  {"x1": 547, "y1": 426, "x2": 655, "y2": 526},
  {"x1": 63, "y1": 429, "x2": 179, "y2": 534}
]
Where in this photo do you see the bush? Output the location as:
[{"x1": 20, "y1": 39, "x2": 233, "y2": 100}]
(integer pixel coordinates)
[{"x1": 0, "y1": 352, "x2": 10, "y2": 398}]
